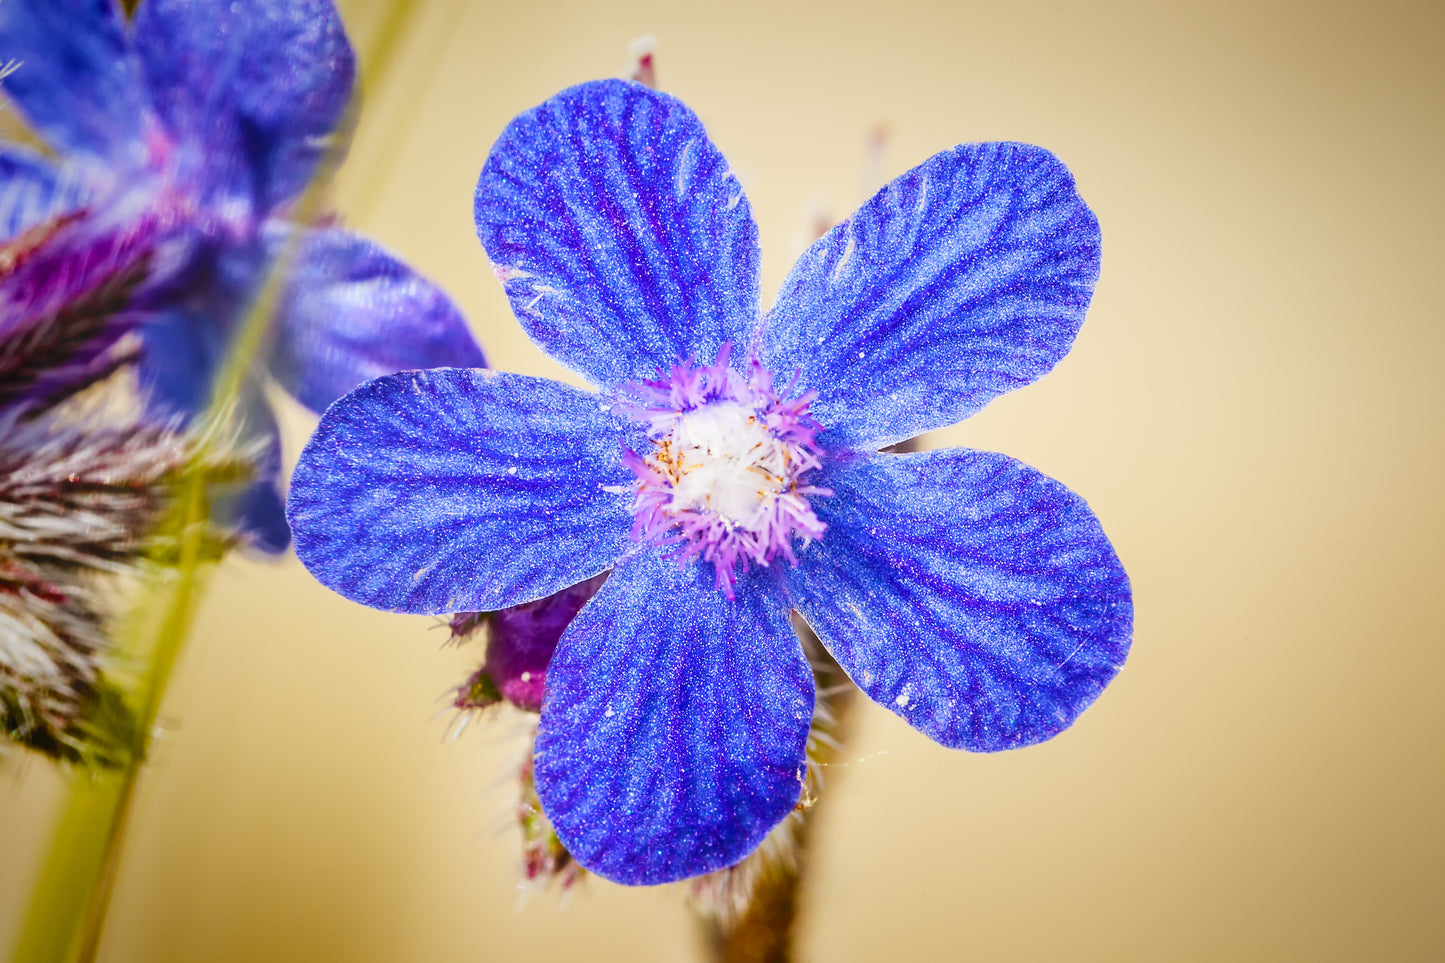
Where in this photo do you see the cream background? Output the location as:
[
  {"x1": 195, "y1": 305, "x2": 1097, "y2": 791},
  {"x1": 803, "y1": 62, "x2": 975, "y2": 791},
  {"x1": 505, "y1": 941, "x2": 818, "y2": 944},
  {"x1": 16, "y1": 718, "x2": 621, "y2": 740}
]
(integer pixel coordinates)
[{"x1": 3, "y1": 0, "x2": 1443, "y2": 959}]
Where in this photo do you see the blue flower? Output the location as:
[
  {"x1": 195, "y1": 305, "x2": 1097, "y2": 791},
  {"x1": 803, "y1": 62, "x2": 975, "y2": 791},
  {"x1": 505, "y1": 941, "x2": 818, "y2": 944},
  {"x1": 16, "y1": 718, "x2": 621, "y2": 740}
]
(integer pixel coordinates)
[
  {"x1": 287, "y1": 80, "x2": 1133, "y2": 885},
  {"x1": 0, "y1": 0, "x2": 485, "y2": 550}
]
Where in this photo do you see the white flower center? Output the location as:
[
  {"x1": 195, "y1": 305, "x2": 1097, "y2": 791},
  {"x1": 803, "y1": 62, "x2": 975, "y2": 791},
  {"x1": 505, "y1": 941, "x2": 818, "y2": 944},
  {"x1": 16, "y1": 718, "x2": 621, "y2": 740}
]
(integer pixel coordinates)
[
  {"x1": 619, "y1": 352, "x2": 828, "y2": 594},
  {"x1": 658, "y1": 401, "x2": 792, "y2": 531}
]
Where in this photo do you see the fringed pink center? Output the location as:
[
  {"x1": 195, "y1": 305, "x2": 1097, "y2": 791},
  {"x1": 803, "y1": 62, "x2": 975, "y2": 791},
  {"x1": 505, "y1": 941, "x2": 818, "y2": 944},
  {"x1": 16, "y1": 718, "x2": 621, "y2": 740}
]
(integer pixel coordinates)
[{"x1": 618, "y1": 346, "x2": 830, "y2": 597}]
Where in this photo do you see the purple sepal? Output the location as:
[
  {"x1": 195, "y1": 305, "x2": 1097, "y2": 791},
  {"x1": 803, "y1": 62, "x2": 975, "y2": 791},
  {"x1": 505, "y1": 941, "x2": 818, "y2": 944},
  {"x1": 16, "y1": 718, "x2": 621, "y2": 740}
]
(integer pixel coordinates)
[
  {"x1": 535, "y1": 548, "x2": 812, "y2": 885},
  {"x1": 786, "y1": 448, "x2": 1131, "y2": 751},
  {"x1": 469, "y1": 574, "x2": 607, "y2": 712}
]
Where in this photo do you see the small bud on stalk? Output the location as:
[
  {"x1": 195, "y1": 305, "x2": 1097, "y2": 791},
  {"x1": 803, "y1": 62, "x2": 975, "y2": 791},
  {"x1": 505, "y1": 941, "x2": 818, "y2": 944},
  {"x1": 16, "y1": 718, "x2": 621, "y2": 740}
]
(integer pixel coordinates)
[
  {"x1": 449, "y1": 574, "x2": 607, "y2": 716},
  {"x1": 627, "y1": 34, "x2": 658, "y2": 88}
]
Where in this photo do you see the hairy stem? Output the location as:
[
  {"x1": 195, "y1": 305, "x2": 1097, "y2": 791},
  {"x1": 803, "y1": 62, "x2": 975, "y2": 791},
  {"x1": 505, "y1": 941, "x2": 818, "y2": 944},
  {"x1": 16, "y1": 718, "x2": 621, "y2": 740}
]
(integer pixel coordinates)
[
  {"x1": 8, "y1": 93, "x2": 356, "y2": 963},
  {"x1": 699, "y1": 826, "x2": 812, "y2": 963},
  {"x1": 695, "y1": 435, "x2": 916, "y2": 962},
  {"x1": 698, "y1": 635, "x2": 860, "y2": 963}
]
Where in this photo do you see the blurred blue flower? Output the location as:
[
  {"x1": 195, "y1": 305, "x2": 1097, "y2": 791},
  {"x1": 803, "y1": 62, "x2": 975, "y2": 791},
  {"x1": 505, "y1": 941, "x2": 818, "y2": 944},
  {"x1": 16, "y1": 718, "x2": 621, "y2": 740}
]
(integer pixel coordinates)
[
  {"x1": 287, "y1": 80, "x2": 1132, "y2": 884},
  {"x1": 0, "y1": 0, "x2": 484, "y2": 550}
]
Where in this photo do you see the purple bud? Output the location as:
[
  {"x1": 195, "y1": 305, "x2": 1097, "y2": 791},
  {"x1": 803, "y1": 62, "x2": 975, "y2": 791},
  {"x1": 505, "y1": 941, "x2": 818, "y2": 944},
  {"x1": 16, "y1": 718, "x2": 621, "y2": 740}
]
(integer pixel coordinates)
[
  {"x1": 450, "y1": 573, "x2": 606, "y2": 714},
  {"x1": 0, "y1": 207, "x2": 159, "y2": 413},
  {"x1": 626, "y1": 35, "x2": 658, "y2": 88}
]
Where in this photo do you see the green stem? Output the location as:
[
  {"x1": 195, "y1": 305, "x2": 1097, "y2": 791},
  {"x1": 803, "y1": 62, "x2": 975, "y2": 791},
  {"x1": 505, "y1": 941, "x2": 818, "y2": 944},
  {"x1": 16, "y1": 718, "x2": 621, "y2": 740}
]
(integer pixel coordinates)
[
  {"x1": 72, "y1": 482, "x2": 209, "y2": 963},
  {"x1": 11, "y1": 10, "x2": 417, "y2": 958},
  {"x1": 348, "y1": 0, "x2": 458, "y2": 228},
  {"x1": 12, "y1": 482, "x2": 209, "y2": 963},
  {"x1": 362, "y1": 0, "x2": 417, "y2": 99},
  {"x1": 10, "y1": 773, "x2": 125, "y2": 963},
  {"x1": 9, "y1": 91, "x2": 355, "y2": 963}
]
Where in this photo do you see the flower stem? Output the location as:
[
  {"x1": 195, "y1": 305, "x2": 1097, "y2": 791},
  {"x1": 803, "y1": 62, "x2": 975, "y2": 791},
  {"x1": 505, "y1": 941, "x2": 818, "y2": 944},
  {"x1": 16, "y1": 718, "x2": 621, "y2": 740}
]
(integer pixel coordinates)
[
  {"x1": 361, "y1": 0, "x2": 417, "y2": 99},
  {"x1": 9, "y1": 771, "x2": 126, "y2": 963},
  {"x1": 348, "y1": 0, "x2": 431, "y2": 228},
  {"x1": 11, "y1": 473, "x2": 211, "y2": 963},
  {"x1": 8, "y1": 115, "x2": 350, "y2": 963},
  {"x1": 698, "y1": 633, "x2": 860, "y2": 963},
  {"x1": 698, "y1": 814, "x2": 814, "y2": 963}
]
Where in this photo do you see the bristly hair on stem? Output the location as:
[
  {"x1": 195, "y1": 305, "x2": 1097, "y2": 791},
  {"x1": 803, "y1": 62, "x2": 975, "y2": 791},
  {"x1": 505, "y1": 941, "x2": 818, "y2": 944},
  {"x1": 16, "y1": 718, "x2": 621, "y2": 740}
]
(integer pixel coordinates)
[
  {"x1": 0, "y1": 395, "x2": 254, "y2": 765},
  {"x1": 0, "y1": 208, "x2": 250, "y2": 765},
  {"x1": 687, "y1": 622, "x2": 860, "y2": 963}
]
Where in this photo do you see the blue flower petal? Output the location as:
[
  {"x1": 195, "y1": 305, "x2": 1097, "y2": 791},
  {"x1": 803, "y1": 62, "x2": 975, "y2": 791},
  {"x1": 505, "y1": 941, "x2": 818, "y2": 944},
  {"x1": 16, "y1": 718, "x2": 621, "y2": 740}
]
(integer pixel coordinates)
[
  {"x1": 135, "y1": 311, "x2": 284, "y2": 571},
  {"x1": 0, "y1": 149, "x2": 89, "y2": 240},
  {"x1": 136, "y1": 309, "x2": 221, "y2": 419},
  {"x1": 214, "y1": 390, "x2": 290, "y2": 554},
  {"x1": 268, "y1": 226, "x2": 485, "y2": 413},
  {"x1": 131, "y1": 0, "x2": 354, "y2": 212},
  {"x1": 155, "y1": 373, "x2": 288, "y2": 552},
  {"x1": 786, "y1": 449, "x2": 1131, "y2": 751},
  {"x1": 227, "y1": 479, "x2": 291, "y2": 554},
  {"x1": 0, "y1": 0, "x2": 147, "y2": 162},
  {"x1": 761, "y1": 143, "x2": 1101, "y2": 449},
  {"x1": 475, "y1": 79, "x2": 759, "y2": 389},
  {"x1": 534, "y1": 548, "x2": 812, "y2": 885},
  {"x1": 288, "y1": 369, "x2": 634, "y2": 614}
]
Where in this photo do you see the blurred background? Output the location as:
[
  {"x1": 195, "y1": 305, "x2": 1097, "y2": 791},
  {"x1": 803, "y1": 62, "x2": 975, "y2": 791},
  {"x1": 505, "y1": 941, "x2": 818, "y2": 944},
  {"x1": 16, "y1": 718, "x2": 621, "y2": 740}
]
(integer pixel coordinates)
[{"x1": 4, "y1": 0, "x2": 1444, "y2": 959}]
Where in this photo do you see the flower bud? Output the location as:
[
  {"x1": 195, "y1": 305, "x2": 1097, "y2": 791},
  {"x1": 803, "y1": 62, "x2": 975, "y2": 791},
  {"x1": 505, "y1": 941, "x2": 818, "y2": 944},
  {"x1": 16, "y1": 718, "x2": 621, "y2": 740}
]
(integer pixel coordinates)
[{"x1": 450, "y1": 574, "x2": 606, "y2": 714}]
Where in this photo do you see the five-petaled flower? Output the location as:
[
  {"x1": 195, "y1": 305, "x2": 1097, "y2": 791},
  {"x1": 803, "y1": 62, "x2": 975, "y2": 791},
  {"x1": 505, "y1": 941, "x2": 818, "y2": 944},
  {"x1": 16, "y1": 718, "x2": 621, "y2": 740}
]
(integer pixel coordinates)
[
  {"x1": 288, "y1": 80, "x2": 1133, "y2": 885},
  {"x1": 0, "y1": 0, "x2": 484, "y2": 549}
]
